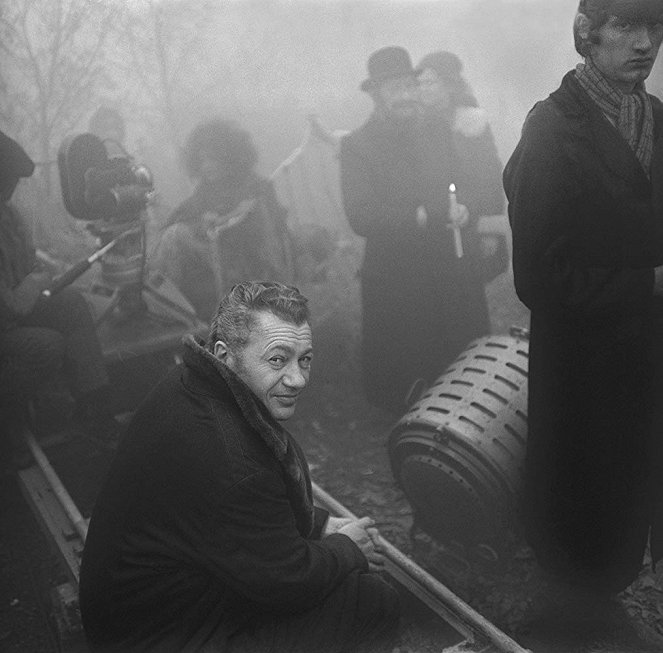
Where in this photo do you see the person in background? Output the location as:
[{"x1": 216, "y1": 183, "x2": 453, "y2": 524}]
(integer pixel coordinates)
[
  {"x1": 0, "y1": 130, "x2": 121, "y2": 463},
  {"x1": 88, "y1": 105, "x2": 127, "y2": 153},
  {"x1": 79, "y1": 280, "x2": 400, "y2": 653},
  {"x1": 151, "y1": 119, "x2": 294, "y2": 321},
  {"x1": 418, "y1": 49, "x2": 508, "y2": 328},
  {"x1": 417, "y1": 49, "x2": 506, "y2": 249},
  {"x1": 504, "y1": 0, "x2": 663, "y2": 611},
  {"x1": 340, "y1": 46, "x2": 495, "y2": 413}
]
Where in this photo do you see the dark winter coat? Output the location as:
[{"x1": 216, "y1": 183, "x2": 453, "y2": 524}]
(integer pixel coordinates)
[
  {"x1": 79, "y1": 335, "x2": 367, "y2": 652},
  {"x1": 0, "y1": 201, "x2": 39, "y2": 330},
  {"x1": 339, "y1": 113, "x2": 503, "y2": 410},
  {"x1": 504, "y1": 70, "x2": 663, "y2": 591}
]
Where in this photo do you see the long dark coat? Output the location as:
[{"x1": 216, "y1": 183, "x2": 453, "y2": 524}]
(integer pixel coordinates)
[
  {"x1": 504, "y1": 71, "x2": 663, "y2": 592},
  {"x1": 340, "y1": 114, "x2": 503, "y2": 411},
  {"x1": 79, "y1": 336, "x2": 374, "y2": 652}
]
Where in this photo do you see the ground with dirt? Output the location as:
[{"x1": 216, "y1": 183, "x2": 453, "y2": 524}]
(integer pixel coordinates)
[{"x1": 2, "y1": 239, "x2": 663, "y2": 652}]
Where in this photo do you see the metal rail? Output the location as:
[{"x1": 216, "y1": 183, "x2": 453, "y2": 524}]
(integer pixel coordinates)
[
  {"x1": 16, "y1": 424, "x2": 530, "y2": 652},
  {"x1": 23, "y1": 429, "x2": 88, "y2": 542},
  {"x1": 312, "y1": 481, "x2": 532, "y2": 653}
]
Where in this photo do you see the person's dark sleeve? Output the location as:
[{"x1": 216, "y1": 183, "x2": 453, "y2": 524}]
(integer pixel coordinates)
[
  {"x1": 186, "y1": 469, "x2": 368, "y2": 614},
  {"x1": 504, "y1": 106, "x2": 583, "y2": 312},
  {"x1": 0, "y1": 273, "x2": 44, "y2": 322},
  {"x1": 0, "y1": 210, "x2": 43, "y2": 322},
  {"x1": 505, "y1": 104, "x2": 662, "y2": 317},
  {"x1": 454, "y1": 125, "x2": 505, "y2": 219},
  {"x1": 311, "y1": 506, "x2": 330, "y2": 540}
]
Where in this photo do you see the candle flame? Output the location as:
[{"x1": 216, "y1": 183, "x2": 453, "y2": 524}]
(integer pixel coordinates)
[{"x1": 449, "y1": 183, "x2": 456, "y2": 193}]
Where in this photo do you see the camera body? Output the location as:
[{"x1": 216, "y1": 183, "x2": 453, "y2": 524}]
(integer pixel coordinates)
[
  {"x1": 58, "y1": 132, "x2": 153, "y2": 224},
  {"x1": 58, "y1": 132, "x2": 155, "y2": 304}
]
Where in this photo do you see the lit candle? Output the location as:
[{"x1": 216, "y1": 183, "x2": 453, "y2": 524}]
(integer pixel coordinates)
[{"x1": 448, "y1": 183, "x2": 464, "y2": 258}]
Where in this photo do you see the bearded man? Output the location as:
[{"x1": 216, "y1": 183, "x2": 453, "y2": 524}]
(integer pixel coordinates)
[{"x1": 340, "y1": 46, "x2": 490, "y2": 413}]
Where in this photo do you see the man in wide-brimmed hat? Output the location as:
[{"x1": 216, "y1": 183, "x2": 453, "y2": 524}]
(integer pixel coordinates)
[
  {"x1": 504, "y1": 0, "x2": 663, "y2": 612},
  {"x1": 358, "y1": 45, "x2": 422, "y2": 123},
  {"x1": 340, "y1": 46, "x2": 489, "y2": 413}
]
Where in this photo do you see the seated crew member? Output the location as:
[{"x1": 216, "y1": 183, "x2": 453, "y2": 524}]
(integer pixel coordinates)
[
  {"x1": 0, "y1": 130, "x2": 121, "y2": 460},
  {"x1": 151, "y1": 119, "x2": 294, "y2": 321},
  {"x1": 79, "y1": 280, "x2": 400, "y2": 653}
]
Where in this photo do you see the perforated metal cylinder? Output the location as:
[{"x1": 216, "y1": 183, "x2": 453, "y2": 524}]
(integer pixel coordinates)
[{"x1": 389, "y1": 333, "x2": 529, "y2": 546}]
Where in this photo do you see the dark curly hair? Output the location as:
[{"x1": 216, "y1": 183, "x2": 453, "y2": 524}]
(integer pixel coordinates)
[{"x1": 182, "y1": 119, "x2": 258, "y2": 182}]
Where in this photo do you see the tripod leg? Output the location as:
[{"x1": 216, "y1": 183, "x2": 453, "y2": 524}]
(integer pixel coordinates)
[{"x1": 94, "y1": 288, "x2": 122, "y2": 326}]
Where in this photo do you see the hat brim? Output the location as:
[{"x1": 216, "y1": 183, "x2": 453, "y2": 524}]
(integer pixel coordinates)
[{"x1": 360, "y1": 68, "x2": 423, "y2": 92}]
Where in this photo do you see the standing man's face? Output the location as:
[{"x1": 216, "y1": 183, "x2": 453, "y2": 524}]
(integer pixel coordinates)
[
  {"x1": 590, "y1": 15, "x2": 663, "y2": 92},
  {"x1": 418, "y1": 68, "x2": 452, "y2": 110},
  {"x1": 214, "y1": 311, "x2": 313, "y2": 421},
  {"x1": 376, "y1": 75, "x2": 422, "y2": 121}
]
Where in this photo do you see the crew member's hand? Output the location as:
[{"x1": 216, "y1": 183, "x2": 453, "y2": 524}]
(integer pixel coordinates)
[
  {"x1": 322, "y1": 516, "x2": 354, "y2": 537},
  {"x1": 337, "y1": 516, "x2": 386, "y2": 572},
  {"x1": 448, "y1": 202, "x2": 469, "y2": 229},
  {"x1": 204, "y1": 199, "x2": 257, "y2": 240},
  {"x1": 29, "y1": 269, "x2": 54, "y2": 292}
]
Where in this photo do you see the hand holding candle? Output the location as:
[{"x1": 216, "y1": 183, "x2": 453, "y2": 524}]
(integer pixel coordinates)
[{"x1": 448, "y1": 183, "x2": 468, "y2": 258}]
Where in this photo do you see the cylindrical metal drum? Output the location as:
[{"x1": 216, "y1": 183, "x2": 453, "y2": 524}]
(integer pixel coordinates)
[{"x1": 389, "y1": 331, "x2": 529, "y2": 549}]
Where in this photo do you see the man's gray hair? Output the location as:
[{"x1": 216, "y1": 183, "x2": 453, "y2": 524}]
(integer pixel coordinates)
[{"x1": 208, "y1": 280, "x2": 309, "y2": 352}]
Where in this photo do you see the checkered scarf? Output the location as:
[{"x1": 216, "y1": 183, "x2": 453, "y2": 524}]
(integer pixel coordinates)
[{"x1": 575, "y1": 58, "x2": 654, "y2": 174}]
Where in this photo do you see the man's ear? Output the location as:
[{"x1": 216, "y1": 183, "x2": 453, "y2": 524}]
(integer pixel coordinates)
[
  {"x1": 575, "y1": 12, "x2": 591, "y2": 43},
  {"x1": 214, "y1": 340, "x2": 232, "y2": 363}
]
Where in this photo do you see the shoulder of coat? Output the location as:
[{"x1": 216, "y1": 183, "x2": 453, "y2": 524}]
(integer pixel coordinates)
[{"x1": 453, "y1": 106, "x2": 488, "y2": 138}]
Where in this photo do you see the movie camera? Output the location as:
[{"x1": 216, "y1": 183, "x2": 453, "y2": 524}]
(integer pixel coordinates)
[{"x1": 53, "y1": 133, "x2": 200, "y2": 331}]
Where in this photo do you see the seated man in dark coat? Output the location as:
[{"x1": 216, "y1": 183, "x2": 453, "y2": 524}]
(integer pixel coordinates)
[
  {"x1": 0, "y1": 130, "x2": 119, "y2": 460},
  {"x1": 79, "y1": 280, "x2": 400, "y2": 653}
]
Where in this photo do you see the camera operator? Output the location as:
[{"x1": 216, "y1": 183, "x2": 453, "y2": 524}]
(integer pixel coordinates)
[{"x1": 0, "y1": 130, "x2": 122, "y2": 466}]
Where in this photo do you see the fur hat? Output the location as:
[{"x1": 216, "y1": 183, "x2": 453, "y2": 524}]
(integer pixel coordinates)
[
  {"x1": 360, "y1": 46, "x2": 420, "y2": 92},
  {"x1": 417, "y1": 51, "x2": 463, "y2": 82}
]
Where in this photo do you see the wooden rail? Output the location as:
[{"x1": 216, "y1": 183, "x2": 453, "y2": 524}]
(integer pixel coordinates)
[{"x1": 312, "y1": 482, "x2": 532, "y2": 653}]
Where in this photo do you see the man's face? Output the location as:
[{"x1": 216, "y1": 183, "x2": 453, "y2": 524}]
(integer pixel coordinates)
[
  {"x1": 591, "y1": 15, "x2": 663, "y2": 91},
  {"x1": 376, "y1": 75, "x2": 422, "y2": 121},
  {"x1": 418, "y1": 67, "x2": 452, "y2": 110},
  {"x1": 199, "y1": 150, "x2": 232, "y2": 184},
  {"x1": 215, "y1": 311, "x2": 313, "y2": 421}
]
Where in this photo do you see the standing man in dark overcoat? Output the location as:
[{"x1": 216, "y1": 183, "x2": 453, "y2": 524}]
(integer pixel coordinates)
[
  {"x1": 340, "y1": 46, "x2": 494, "y2": 413},
  {"x1": 504, "y1": 0, "x2": 663, "y2": 601}
]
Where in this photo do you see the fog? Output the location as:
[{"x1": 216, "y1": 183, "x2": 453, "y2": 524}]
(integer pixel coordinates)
[{"x1": 5, "y1": 0, "x2": 663, "y2": 223}]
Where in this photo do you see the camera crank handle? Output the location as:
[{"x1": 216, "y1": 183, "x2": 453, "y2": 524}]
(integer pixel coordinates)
[{"x1": 42, "y1": 236, "x2": 121, "y2": 298}]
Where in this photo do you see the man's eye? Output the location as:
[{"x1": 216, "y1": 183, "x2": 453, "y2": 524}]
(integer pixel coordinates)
[
  {"x1": 613, "y1": 18, "x2": 633, "y2": 30},
  {"x1": 299, "y1": 356, "x2": 312, "y2": 369},
  {"x1": 269, "y1": 356, "x2": 285, "y2": 367}
]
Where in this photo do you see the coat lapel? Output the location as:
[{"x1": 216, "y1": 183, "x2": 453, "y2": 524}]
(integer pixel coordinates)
[{"x1": 552, "y1": 72, "x2": 653, "y2": 191}]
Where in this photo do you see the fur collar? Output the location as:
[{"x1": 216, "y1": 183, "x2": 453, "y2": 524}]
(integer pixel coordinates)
[
  {"x1": 182, "y1": 334, "x2": 314, "y2": 534},
  {"x1": 182, "y1": 334, "x2": 292, "y2": 460}
]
